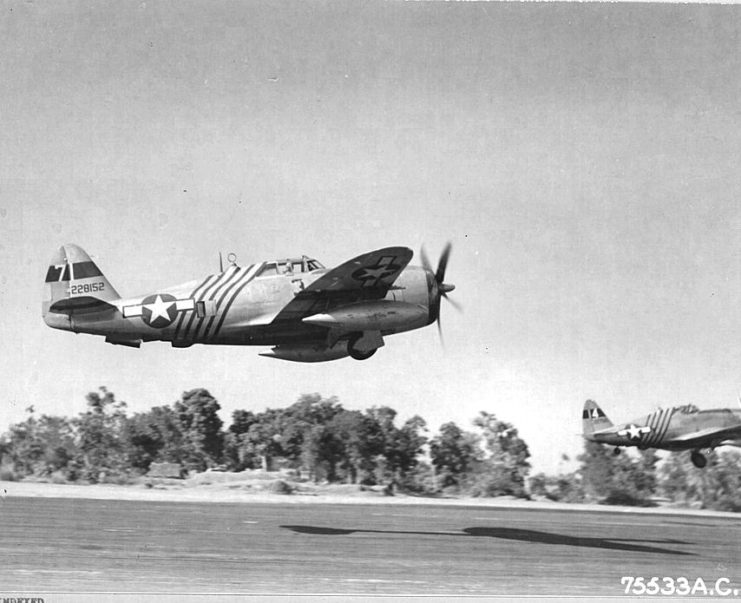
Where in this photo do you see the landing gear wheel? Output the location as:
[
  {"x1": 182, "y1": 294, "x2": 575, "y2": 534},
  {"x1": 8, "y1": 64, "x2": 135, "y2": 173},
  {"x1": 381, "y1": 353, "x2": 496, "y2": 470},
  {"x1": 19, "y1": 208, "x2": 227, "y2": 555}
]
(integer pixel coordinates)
[
  {"x1": 347, "y1": 335, "x2": 377, "y2": 361},
  {"x1": 613, "y1": 447, "x2": 621, "y2": 456},
  {"x1": 690, "y1": 451, "x2": 707, "y2": 469}
]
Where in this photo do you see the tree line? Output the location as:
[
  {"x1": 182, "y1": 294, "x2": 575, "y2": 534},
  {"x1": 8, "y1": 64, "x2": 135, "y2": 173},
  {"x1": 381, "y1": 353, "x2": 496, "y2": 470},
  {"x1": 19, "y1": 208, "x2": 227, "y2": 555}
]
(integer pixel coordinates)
[
  {"x1": 0, "y1": 387, "x2": 531, "y2": 496},
  {"x1": 1, "y1": 387, "x2": 739, "y2": 511},
  {"x1": 529, "y1": 440, "x2": 741, "y2": 512}
]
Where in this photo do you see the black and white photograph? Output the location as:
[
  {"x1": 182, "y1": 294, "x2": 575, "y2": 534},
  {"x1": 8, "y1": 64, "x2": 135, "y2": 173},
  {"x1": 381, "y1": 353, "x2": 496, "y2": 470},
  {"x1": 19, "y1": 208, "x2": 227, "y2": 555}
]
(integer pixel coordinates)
[{"x1": 2, "y1": 1, "x2": 741, "y2": 600}]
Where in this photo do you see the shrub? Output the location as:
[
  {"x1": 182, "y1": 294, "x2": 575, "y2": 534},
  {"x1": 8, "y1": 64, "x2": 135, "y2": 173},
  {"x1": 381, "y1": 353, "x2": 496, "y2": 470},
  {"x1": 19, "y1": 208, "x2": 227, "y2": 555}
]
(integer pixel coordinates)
[
  {"x1": 269, "y1": 479, "x2": 293, "y2": 494},
  {"x1": 602, "y1": 489, "x2": 656, "y2": 507},
  {"x1": 0, "y1": 467, "x2": 17, "y2": 481}
]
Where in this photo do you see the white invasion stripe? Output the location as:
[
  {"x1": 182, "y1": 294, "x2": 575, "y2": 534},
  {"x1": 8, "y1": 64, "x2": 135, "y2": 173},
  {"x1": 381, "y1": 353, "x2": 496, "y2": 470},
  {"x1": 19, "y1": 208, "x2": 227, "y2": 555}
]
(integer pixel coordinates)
[
  {"x1": 650, "y1": 409, "x2": 668, "y2": 445},
  {"x1": 652, "y1": 409, "x2": 666, "y2": 445},
  {"x1": 179, "y1": 273, "x2": 221, "y2": 339},
  {"x1": 656, "y1": 407, "x2": 675, "y2": 445},
  {"x1": 211, "y1": 262, "x2": 261, "y2": 317},
  {"x1": 653, "y1": 409, "x2": 668, "y2": 445},
  {"x1": 208, "y1": 262, "x2": 263, "y2": 340},
  {"x1": 644, "y1": 410, "x2": 661, "y2": 445},
  {"x1": 191, "y1": 266, "x2": 244, "y2": 341}
]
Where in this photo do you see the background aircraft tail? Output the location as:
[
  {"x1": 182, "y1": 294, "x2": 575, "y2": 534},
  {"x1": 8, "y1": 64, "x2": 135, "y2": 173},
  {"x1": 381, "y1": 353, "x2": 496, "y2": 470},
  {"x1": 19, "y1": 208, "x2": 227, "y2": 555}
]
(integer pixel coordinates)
[
  {"x1": 42, "y1": 244, "x2": 120, "y2": 329},
  {"x1": 582, "y1": 399, "x2": 613, "y2": 438}
]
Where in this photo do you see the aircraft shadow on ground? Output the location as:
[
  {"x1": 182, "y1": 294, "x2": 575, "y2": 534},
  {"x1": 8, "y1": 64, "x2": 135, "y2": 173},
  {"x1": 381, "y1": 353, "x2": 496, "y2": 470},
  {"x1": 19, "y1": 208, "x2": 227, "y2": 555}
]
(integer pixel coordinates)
[{"x1": 280, "y1": 525, "x2": 693, "y2": 556}]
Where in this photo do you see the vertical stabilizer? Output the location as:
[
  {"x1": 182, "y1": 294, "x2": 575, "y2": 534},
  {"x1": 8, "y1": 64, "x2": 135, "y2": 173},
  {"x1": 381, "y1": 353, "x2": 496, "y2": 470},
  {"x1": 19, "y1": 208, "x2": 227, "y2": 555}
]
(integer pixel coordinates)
[
  {"x1": 582, "y1": 399, "x2": 613, "y2": 438},
  {"x1": 43, "y1": 244, "x2": 120, "y2": 330}
]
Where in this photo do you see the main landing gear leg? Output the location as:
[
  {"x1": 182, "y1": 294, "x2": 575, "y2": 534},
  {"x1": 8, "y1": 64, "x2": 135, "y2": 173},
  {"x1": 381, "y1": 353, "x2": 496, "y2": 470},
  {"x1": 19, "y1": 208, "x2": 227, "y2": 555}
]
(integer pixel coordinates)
[{"x1": 613, "y1": 447, "x2": 621, "y2": 456}]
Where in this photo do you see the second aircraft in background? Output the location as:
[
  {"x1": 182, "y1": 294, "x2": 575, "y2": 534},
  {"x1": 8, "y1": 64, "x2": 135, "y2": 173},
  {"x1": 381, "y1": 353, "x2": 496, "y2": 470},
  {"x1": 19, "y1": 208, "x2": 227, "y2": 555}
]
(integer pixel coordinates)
[{"x1": 582, "y1": 399, "x2": 741, "y2": 468}]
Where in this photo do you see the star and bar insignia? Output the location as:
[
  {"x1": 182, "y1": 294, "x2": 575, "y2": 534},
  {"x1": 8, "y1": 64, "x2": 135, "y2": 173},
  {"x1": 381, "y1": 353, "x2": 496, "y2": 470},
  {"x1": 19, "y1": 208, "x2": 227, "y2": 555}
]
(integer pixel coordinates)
[
  {"x1": 123, "y1": 294, "x2": 195, "y2": 328},
  {"x1": 351, "y1": 256, "x2": 401, "y2": 287},
  {"x1": 617, "y1": 424, "x2": 652, "y2": 441}
]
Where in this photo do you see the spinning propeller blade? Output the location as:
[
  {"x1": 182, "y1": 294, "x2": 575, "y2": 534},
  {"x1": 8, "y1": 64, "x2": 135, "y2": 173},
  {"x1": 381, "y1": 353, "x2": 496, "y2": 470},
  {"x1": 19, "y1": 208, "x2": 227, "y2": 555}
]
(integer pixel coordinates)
[{"x1": 421, "y1": 242, "x2": 459, "y2": 341}]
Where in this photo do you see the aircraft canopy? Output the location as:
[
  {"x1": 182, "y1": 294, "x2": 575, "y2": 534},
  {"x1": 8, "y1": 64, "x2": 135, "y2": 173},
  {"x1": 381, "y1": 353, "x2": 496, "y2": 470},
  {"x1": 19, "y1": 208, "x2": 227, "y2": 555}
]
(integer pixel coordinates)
[{"x1": 256, "y1": 256, "x2": 325, "y2": 277}]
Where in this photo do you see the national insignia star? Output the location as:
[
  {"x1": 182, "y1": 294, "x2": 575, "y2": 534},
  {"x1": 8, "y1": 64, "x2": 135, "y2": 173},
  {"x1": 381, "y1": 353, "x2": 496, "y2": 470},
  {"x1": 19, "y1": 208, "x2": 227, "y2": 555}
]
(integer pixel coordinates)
[
  {"x1": 626, "y1": 424, "x2": 643, "y2": 440},
  {"x1": 144, "y1": 295, "x2": 175, "y2": 323},
  {"x1": 358, "y1": 266, "x2": 393, "y2": 281}
]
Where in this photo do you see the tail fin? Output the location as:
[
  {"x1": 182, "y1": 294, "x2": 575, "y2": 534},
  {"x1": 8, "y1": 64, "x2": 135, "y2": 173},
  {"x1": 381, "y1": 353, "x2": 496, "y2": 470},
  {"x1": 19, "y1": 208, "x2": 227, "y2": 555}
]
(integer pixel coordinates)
[
  {"x1": 42, "y1": 244, "x2": 120, "y2": 330},
  {"x1": 582, "y1": 399, "x2": 612, "y2": 438}
]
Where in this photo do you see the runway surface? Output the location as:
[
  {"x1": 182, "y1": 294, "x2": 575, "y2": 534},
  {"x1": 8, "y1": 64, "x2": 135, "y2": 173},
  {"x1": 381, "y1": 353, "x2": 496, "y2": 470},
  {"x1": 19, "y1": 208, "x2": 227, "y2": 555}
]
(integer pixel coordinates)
[{"x1": 2, "y1": 496, "x2": 740, "y2": 596}]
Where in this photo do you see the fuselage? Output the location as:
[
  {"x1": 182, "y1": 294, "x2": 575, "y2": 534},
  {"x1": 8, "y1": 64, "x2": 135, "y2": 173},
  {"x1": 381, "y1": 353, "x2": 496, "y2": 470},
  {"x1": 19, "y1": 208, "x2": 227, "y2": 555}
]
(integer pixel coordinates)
[
  {"x1": 49, "y1": 260, "x2": 433, "y2": 347},
  {"x1": 588, "y1": 406, "x2": 741, "y2": 450}
]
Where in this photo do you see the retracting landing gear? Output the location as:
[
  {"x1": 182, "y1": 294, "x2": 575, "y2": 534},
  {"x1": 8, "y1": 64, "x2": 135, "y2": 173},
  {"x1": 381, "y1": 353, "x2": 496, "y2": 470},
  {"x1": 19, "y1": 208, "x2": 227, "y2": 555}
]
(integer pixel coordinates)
[
  {"x1": 690, "y1": 450, "x2": 707, "y2": 469},
  {"x1": 347, "y1": 332, "x2": 381, "y2": 361},
  {"x1": 613, "y1": 447, "x2": 621, "y2": 456},
  {"x1": 348, "y1": 342, "x2": 376, "y2": 361}
]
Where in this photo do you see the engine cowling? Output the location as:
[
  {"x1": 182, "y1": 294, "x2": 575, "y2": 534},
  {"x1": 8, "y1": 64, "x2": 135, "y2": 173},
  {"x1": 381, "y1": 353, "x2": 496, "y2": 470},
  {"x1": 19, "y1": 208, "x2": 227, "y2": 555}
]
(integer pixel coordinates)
[{"x1": 259, "y1": 342, "x2": 350, "y2": 363}]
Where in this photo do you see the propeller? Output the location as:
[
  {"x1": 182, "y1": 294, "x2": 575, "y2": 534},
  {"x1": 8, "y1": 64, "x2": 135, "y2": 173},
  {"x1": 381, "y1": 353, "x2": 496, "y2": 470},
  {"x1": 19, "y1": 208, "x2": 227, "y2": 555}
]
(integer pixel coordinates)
[{"x1": 421, "y1": 242, "x2": 460, "y2": 339}]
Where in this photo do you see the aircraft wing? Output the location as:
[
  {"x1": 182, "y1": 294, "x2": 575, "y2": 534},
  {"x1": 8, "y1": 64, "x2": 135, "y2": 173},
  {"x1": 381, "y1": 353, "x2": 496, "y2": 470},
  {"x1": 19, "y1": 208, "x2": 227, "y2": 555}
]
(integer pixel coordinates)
[
  {"x1": 271, "y1": 247, "x2": 414, "y2": 323},
  {"x1": 304, "y1": 247, "x2": 413, "y2": 294},
  {"x1": 665, "y1": 425, "x2": 741, "y2": 445}
]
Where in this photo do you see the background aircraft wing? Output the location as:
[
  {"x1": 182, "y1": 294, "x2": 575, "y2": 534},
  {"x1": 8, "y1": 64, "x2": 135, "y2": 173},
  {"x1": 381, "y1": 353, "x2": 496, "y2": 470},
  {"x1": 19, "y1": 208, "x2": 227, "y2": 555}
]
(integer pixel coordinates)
[
  {"x1": 665, "y1": 425, "x2": 741, "y2": 446},
  {"x1": 272, "y1": 247, "x2": 413, "y2": 323}
]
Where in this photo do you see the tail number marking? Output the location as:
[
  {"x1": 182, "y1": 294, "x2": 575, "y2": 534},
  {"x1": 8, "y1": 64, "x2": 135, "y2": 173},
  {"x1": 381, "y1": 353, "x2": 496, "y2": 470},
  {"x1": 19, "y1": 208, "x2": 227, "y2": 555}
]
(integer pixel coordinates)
[{"x1": 70, "y1": 282, "x2": 105, "y2": 295}]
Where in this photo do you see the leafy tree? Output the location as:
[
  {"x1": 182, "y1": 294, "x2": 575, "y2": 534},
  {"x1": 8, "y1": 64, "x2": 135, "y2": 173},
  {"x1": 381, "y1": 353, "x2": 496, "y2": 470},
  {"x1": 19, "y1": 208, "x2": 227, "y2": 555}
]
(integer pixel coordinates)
[
  {"x1": 577, "y1": 440, "x2": 657, "y2": 506},
  {"x1": 468, "y1": 411, "x2": 531, "y2": 497},
  {"x1": 300, "y1": 423, "x2": 344, "y2": 482},
  {"x1": 389, "y1": 415, "x2": 428, "y2": 482},
  {"x1": 659, "y1": 450, "x2": 694, "y2": 502},
  {"x1": 223, "y1": 409, "x2": 260, "y2": 471},
  {"x1": 124, "y1": 405, "x2": 190, "y2": 470},
  {"x1": 429, "y1": 421, "x2": 480, "y2": 489},
  {"x1": 281, "y1": 394, "x2": 342, "y2": 467},
  {"x1": 173, "y1": 388, "x2": 224, "y2": 470},
  {"x1": 658, "y1": 449, "x2": 741, "y2": 511},
  {"x1": 4, "y1": 408, "x2": 77, "y2": 477},
  {"x1": 365, "y1": 407, "x2": 427, "y2": 486},
  {"x1": 711, "y1": 451, "x2": 741, "y2": 512},
  {"x1": 329, "y1": 409, "x2": 382, "y2": 483},
  {"x1": 35, "y1": 415, "x2": 78, "y2": 476},
  {"x1": 229, "y1": 409, "x2": 258, "y2": 436},
  {"x1": 75, "y1": 387, "x2": 128, "y2": 481},
  {"x1": 241, "y1": 408, "x2": 286, "y2": 471},
  {"x1": 635, "y1": 448, "x2": 659, "y2": 494},
  {"x1": 5, "y1": 411, "x2": 44, "y2": 476}
]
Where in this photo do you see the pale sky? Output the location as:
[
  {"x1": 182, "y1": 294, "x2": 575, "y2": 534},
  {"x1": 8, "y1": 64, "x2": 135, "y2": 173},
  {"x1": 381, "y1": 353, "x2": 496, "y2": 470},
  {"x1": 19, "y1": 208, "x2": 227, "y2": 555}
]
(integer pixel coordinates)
[{"x1": 2, "y1": 2, "x2": 741, "y2": 474}]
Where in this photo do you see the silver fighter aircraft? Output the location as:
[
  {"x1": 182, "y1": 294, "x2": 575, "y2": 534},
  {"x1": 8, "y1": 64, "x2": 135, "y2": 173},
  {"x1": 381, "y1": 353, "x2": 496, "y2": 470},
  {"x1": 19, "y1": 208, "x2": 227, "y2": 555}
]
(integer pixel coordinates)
[
  {"x1": 582, "y1": 399, "x2": 741, "y2": 468},
  {"x1": 43, "y1": 243, "x2": 457, "y2": 362}
]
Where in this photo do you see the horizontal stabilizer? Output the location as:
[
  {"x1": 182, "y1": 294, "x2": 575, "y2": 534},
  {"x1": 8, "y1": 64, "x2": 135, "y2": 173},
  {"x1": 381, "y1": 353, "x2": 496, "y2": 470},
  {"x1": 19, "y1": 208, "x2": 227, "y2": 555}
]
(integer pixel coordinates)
[{"x1": 49, "y1": 296, "x2": 118, "y2": 315}]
